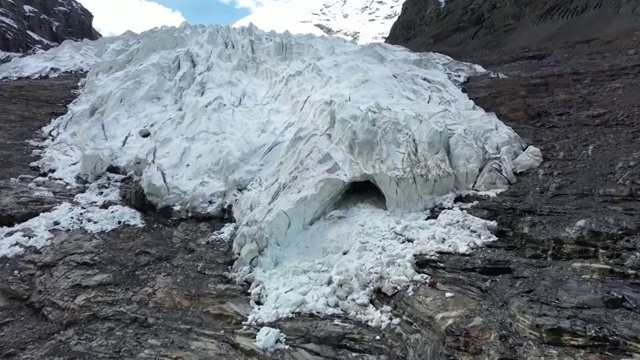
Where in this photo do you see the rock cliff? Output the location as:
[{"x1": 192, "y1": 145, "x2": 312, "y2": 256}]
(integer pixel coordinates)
[
  {"x1": 386, "y1": 0, "x2": 640, "y2": 57},
  {"x1": 384, "y1": 0, "x2": 640, "y2": 358},
  {"x1": 0, "y1": 0, "x2": 99, "y2": 61}
]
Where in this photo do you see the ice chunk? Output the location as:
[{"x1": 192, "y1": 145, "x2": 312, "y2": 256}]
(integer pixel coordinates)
[
  {"x1": 512, "y1": 146, "x2": 543, "y2": 174},
  {"x1": 0, "y1": 32, "x2": 139, "y2": 79},
  {"x1": 245, "y1": 204, "x2": 497, "y2": 327},
  {"x1": 254, "y1": 327, "x2": 287, "y2": 351}
]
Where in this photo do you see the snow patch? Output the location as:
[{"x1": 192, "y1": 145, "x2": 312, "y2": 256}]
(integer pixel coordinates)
[
  {"x1": 0, "y1": 178, "x2": 144, "y2": 257},
  {"x1": 27, "y1": 30, "x2": 56, "y2": 46},
  {"x1": 23, "y1": 5, "x2": 38, "y2": 15},
  {"x1": 209, "y1": 223, "x2": 237, "y2": 243},
  {"x1": 0, "y1": 15, "x2": 18, "y2": 29},
  {"x1": 234, "y1": 0, "x2": 405, "y2": 44}
]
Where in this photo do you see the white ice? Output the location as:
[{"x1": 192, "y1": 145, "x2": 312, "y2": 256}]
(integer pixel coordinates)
[
  {"x1": 208, "y1": 223, "x2": 237, "y2": 243},
  {"x1": 0, "y1": 30, "x2": 139, "y2": 79},
  {"x1": 0, "y1": 23, "x2": 541, "y2": 325},
  {"x1": 246, "y1": 202, "x2": 497, "y2": 327},
  {"x1": 254, "y1": 326, "x2": 287, "y2": 351},
  {"x1": 0, "y1": 50, "x2": 20, "y2": 63}
]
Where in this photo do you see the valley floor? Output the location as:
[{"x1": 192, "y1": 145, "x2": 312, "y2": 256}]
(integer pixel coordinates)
[{"x1": 1, "y1": 30, "x2": 640, "y2": 359}]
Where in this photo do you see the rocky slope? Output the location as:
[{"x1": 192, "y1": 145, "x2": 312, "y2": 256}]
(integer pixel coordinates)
[
  {"x1": 0, "y1": 0, "x2": 100, "y2": 61},
  {"x1": 386, "y1": 0, "x2": 640, "y2": 57},
  {"x1": 385, "y1": 0, "x2": 640, "y2": 358}
]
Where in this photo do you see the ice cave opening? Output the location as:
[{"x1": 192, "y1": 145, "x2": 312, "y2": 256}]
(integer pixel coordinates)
[{"x1": 338, "y1": 179, "x2": 387, "y2": 210}]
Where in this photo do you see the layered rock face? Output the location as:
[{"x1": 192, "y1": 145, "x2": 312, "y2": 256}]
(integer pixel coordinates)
[
  {"x1": 384, "y1": 0, "x2": 640, "y2": 358},
  {"x1": 386, "y1": 0, "x2": 640, "y2": 56},
  {"x1": 0, "y1": 0, "x2": 100, "y2": 56}
]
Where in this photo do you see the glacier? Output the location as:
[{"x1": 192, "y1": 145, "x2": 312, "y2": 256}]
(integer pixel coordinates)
[{"x1": 0, "y1": 23, "x2": 541, "y2": 326}]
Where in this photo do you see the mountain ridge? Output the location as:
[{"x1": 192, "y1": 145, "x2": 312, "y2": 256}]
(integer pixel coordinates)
[
  {"x1": 234, "y1": 0, "x2": 404, "y2": 44},
  {"x1": 386, "y1": 0, "x2": 640, "y2": 57}
]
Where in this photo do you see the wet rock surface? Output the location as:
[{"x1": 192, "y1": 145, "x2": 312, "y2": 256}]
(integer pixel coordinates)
[
  {"x1": 0, "y1": 74, "x2": 84, "y2": 181},
  {"x1": 386, "y1": 0, "x2": 640, "y2": 60},
  {"x1": 3, "y1": 20, "x2": 640, "y2": 360},
  {"x1": 387, "y1": 0, "x2": 640, "y2": 358},
  {"x1": 0, "y1": 0, "x2": 100, "y2": 59}
]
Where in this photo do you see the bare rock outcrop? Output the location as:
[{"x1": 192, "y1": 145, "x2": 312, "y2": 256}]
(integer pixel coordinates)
[
  {"x1": 0, "y1": 0, "x2": 100, "y2": 61},
  {"x1": 386, "y1": 0, "x2": 640, "y2": 58}
]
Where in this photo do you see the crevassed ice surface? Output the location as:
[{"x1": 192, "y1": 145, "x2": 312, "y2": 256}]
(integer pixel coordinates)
[{"x1": 0, "y1": 23, "x2": 541, "y2": 326}]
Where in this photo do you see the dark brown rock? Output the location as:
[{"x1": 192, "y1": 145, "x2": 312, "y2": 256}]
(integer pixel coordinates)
[
  {"x1": 385, "y1": 0, "x2": 640, "y2": 358},
  {"x1": 0, "y1": 0, "x2": 100, "y2": 59},
  {"x1": 0, "y1": 73, "x2": 84, "y2": 180},
  {"x1": 386, "y1": 0, "x2": 640, "y2": 61}
]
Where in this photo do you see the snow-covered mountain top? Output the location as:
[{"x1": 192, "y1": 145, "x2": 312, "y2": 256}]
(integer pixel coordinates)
[{"x1": 234, "y1": 0, "x2": 404, "y2": 44}]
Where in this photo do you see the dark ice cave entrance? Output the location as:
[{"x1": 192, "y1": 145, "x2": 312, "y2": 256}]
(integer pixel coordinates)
[{"x1": 338, "y1": 180, "x2": 387, "y2": 210}]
